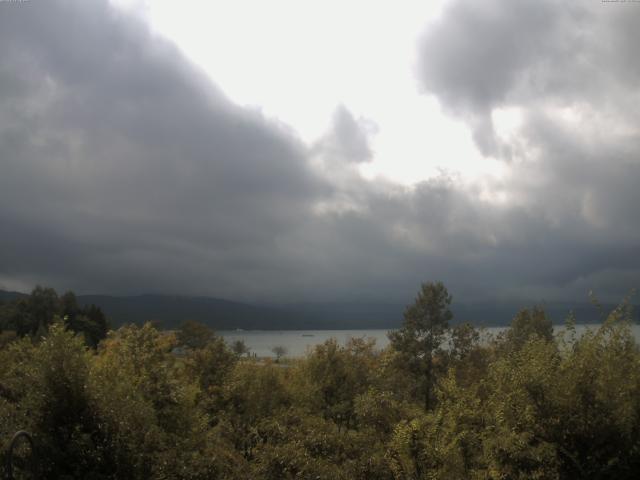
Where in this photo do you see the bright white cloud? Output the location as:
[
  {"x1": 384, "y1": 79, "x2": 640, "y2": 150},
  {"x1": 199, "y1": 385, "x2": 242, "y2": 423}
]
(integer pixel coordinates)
[{"x1": 110, "y1": 0, "x2": 490, "y2": 185}]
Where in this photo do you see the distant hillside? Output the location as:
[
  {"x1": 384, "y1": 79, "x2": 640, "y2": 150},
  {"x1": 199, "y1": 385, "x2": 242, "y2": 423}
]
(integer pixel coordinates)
[
  {"x1": 0, "y1": 290, "x2": 27, "y2": 302},
  {"x1": 76, "y1": 296, "x2": 638, "y2": 329},
  {"x1": 76, "y1": 294, "x2": 308, "y2": 330},
  {"x1": 1, "y1": 289, "x2": 636, "y2": 330},
  {"x1": 74, "y1": 295, "x2": 403, "y2": 330}
]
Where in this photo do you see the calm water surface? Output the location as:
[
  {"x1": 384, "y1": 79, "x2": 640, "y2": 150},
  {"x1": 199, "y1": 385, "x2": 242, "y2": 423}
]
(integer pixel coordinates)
[{"x1": 220, "y1": 324, "x2": 640, "y2": 358}]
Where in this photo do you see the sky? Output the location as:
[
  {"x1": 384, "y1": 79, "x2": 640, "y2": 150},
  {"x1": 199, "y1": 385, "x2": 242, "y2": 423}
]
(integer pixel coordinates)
[{"x1": 1, "y1": 0, "x2": 640, "y2": 305}]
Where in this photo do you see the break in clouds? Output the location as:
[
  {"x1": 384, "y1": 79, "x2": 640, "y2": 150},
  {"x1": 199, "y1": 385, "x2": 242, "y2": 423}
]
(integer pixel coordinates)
[{"x1": 1, "y1": 0, "x2": 639, "y2": 304}]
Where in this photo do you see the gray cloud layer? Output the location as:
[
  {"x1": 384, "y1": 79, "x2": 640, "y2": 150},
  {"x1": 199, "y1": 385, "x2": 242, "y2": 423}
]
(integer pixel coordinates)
[
  {"x1": 416, "y1": 0, "x2": 640, "y2": 300},
  {"x1": 0, "y1": 0, "x2": 638, "y2": 305},
  {"x1": 312, "y1": 106, "x2": 376, "y2": 164}
]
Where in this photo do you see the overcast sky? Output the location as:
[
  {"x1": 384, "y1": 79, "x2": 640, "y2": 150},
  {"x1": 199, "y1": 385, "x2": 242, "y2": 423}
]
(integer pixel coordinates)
[{"x1": 1, "y1": 0, "x2": 639, "y2": 304}]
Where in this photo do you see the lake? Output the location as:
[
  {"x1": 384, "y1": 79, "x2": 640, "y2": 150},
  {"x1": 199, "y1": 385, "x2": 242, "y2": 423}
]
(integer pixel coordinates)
[{"x1": 219, "y1": 323, "x2": 640, "y2": 358}]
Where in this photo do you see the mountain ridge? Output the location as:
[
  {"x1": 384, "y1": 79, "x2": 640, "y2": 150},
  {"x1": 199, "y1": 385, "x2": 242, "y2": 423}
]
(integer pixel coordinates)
[{"x1": 2, "y1": 289, "x2": 636, "y2": 330}]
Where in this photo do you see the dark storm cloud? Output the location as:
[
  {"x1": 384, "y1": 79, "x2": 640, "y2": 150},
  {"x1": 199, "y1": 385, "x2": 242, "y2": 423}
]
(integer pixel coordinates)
[
  {"x1": 0, "y1": 0, "x2": 638, "y2": 305},
  {"x1": 0, "y1": 0, "x2": 329, "y2": 299}
]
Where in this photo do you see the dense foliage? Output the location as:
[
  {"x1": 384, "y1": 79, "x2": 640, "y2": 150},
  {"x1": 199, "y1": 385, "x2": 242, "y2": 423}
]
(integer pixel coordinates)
[
  {"x1": 1, "y1": 283, "x2": 639, "y2": 479},
  {"x1": 0, "y1": 287, "x2": 109, "y2": 348}
]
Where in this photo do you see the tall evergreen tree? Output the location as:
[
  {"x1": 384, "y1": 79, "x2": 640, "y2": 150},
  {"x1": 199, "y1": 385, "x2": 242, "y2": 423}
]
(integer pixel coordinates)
[{"x1": 389, "y1": 281, "x2": 452, "y2": 410}]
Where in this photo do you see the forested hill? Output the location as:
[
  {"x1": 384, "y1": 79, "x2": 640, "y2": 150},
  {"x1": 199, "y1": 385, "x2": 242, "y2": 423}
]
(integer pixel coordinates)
[
  {"x1": 73, "y1": 295, "x2": 405, "y2": 330},
  {"x1": 1, "y1": 289, "x2": 635, "y2": 329},
  {"x1": 0, "y1": 290, "x2": 26, "y2": 302},
  {"x1": 76, "y1": 294, "x2": 312, "y2": 330}
]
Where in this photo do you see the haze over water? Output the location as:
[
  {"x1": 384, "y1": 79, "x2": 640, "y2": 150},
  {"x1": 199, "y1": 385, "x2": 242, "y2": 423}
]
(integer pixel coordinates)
[{"x1": 220, "y1": 324, "x2": 640, "y2": 358}]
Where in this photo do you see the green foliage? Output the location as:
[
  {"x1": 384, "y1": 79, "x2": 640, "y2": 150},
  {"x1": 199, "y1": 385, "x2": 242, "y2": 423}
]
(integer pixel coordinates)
[
  {"x1": 298, "y1": 337, "x2": 377, "y2": 429},
  {"x1": 177, "y1": 320, "x2": 215, "y2": 349},
  {"x1": 271, "y1": 345, "x2": 287, "y2": 361},
  {"x1": 249, "y1": 409, "x2": 394, "y2": 480},
  {"x1": 218, "y1": 361, "x2": 292, "y2": 460},
  {"x1": 0, "y1": 322, "x2": 244, "y2": 479},
  {"x1": 354, "y1": 388, "x2": 418, "y2": 436},
  {"x1": 224, "y1": 362, "x2": 291, "y2": 421},
  {"x1": 89, "y1": 322, "x2": 243, "y2": 479},
  {"x1": 389, "y1": 281, "x2": 453, "y2": 410},
  {"x1": 499, "y1": 306, "x2": 554, "y2": 353},
  {"x1": 0, "y1": 286, "x2": 109, "y2": 347},
  {"x1": 0, "y1": 321, "x2": 99, "y2": 478},
  {"x1": 184, "y1": 335, "x2": 237, "y2": 414},
  {"x1": 448, "y1": 321, "x2": 480, "y2": 360},
  {"x1": 231, "y1": 339, "x2": 250, "y2": 357},
  {"x1": 411, "y1": 308, "x2": 640, "y2": 479},
  {"x1": 1, "y1": 284, "x2": 639, "y2": 479}
]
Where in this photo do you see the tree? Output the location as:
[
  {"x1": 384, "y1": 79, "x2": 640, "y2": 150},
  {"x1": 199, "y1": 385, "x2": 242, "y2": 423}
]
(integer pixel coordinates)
[
  {"x1": 59, "y1": 290, "x2": 80, "y2": 319},
  {"x1": 61, "y1": 291, "x2": 109, "y2": 348},
  {"x1": 298, "y1": 338, "x2": 377, "y2": 429},
  {"x1": 0, "y1": 287, "x2": 108, "y2": 347},
  {"x1": 184, "y1": 336, "x2": 237, "y2": 414},
  {"x1": 177, "y1": 320, "x2": 215, "y2": 349},
  {"x1": 75, "y1": 303, "x2": 109, "y2": 348},
  {"x1": 5, "y1": 286, "x2": 61, "y2": 337},
  {"x1": 271, "y1": 345, "x2": 287, "y2": 362},
  {"x1": 446, "y1": 322, "x2": 490, "y2": 389},
  {"x1": 448, "y1": 322, "x2": 480, "y2": 361},
  {"x1": 90, "y1": 322, "x2": 244, "y2": 478},
  {"x1": 499, "y1": 306, "x2": 553, "y2": 353},
  {"x1": 0, "y1": 320, "x2": 98, "y2": 478},
  {"x1": 221, "y1": 362, "x2": 291, "y2": 459},
  {"x1": 389, "y1": 281, "x2": 452, "y2": 410},
  {"x1": 231, "y1": 339, "x2": 250, "y2": 357},
  {"x1": 0, "y1": 299, "x2": 20, "y2": 335}
]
